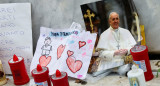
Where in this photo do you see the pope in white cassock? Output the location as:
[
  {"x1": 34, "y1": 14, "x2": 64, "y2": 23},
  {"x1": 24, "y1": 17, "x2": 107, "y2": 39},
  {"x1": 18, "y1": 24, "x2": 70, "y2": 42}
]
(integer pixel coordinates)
[{"x1": 91, "y1": 12, "x2": 136, "y2": 78}]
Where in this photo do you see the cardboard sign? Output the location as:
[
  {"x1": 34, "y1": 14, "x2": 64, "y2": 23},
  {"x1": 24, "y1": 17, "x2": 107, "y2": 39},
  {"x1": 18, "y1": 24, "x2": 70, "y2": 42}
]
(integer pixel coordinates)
[{"x1": 0, "y1": 3, "x2": 33, "y2": 74}]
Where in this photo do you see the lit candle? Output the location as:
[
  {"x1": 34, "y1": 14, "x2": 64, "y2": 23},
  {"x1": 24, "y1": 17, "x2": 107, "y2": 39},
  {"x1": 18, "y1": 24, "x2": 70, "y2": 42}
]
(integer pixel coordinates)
[
  {"x1": 8, "y1": 54, "x2": 30, "y2": 85},
  {"x1": 131, "y1": 45, "x2": 154, "y2": 81},
  {"x1": 31, "y1": 64, "x2": 51, "y2": 86},
  {"x1": 51, "y1": 69, "x2": 69, "y2": 86},
  {"x1": 127, "y1": 65, "x2": 146, "y2": 86}
]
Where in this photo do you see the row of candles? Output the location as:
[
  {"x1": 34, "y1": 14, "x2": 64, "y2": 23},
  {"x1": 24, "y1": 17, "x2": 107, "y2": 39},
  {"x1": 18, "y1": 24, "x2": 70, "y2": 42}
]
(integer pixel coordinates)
[{"x1": 1, "y1": 54, "x2": 69, "y2": 86}]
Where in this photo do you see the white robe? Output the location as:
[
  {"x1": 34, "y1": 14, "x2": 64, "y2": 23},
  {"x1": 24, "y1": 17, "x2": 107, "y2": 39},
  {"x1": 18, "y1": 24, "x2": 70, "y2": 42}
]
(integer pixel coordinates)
[{"x1": 96, "y1": 26, "x2": 136, "y2": 71}]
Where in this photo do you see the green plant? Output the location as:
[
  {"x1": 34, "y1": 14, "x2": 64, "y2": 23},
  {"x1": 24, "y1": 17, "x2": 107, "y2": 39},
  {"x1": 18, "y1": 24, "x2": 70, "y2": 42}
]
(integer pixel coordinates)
[{"x1": 156, "y1": 69, "x2": 160, "y2": 78}]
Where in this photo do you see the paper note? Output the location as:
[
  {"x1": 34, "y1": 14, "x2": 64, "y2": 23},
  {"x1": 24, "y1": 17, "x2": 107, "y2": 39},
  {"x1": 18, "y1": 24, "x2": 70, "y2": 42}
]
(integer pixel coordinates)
[
  {"x1": 0, "y1": 3, "x2": 33, "y2": 74},
  {"x1": 70, "y1": 22, "x2": 82, "y2": 30},
  {"x1": 31, "y1": 26, "x2": 96, "y2": 79}
]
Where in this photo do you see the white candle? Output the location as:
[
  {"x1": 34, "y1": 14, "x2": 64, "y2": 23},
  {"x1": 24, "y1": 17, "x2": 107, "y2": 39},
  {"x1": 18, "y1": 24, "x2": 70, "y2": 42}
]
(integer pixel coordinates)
[{"x1": 127, "y1": 65, "x2": 146, "y2": 86}]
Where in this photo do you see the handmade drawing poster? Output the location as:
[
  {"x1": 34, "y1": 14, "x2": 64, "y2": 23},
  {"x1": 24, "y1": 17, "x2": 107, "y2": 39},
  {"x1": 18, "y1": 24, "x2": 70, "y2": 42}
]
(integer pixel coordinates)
[
  {"x1": 31, "y1": 27, "x2": 97, "y2": 79},
  {"x1": 0, "y1": 3, "x2": 33, "y2": 74}
]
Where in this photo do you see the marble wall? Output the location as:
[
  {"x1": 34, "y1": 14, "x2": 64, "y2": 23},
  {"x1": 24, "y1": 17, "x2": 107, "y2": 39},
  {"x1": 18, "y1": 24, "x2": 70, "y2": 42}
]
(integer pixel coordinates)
[
  {"x1": 0, "y1": 0, "x2": 160, "y2": 53},
  {"x1": 133, "y1": 0, "x2": 160, "y2": 53}
]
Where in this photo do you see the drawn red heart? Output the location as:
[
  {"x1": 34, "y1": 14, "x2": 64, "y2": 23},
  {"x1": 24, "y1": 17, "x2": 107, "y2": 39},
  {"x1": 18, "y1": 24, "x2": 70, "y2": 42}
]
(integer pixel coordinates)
[
  {"x1": 79, "y1": 41, "x2": 86, "y2": 49},
  {"x1": 67, "y1": 50, "x2": 74, "y2": 57},
  {"x1": 39, "y1": 56, "x2": 51, "y2": 67},
  {"x1": 66, "y1": 56, "x2": 83, "y2": 73},
  {"x1": 57, "y1": 44, "x2": 66, "y2": 59}
]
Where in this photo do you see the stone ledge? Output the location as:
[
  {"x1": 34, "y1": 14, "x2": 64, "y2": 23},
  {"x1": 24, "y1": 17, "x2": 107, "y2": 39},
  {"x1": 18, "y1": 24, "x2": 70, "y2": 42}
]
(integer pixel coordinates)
[
  {"x1": 3, "y1": 60, "x2": 159, "y2": 86},
  {"x1": 150, "y1": 60, "x2": 160, "y2": 72},
  {"x1": 3, "y1": 73, "x2": 160, "y2": 86}
]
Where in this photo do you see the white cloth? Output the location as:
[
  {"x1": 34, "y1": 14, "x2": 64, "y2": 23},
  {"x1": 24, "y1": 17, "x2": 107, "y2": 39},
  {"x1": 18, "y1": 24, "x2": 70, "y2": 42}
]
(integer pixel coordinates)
[{"x1": 96, "y1": 26, "x2": 136, "y2": 71}]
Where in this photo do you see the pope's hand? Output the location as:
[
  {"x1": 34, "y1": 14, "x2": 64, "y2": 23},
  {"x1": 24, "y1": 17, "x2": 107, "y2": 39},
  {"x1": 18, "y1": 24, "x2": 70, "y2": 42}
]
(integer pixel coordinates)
[
  {"x1": 114, "y1": 50, "x2": 121, "y2": 56},
  {"x1": 114, "y1": 49, "x2": 128, "y2": 56},
  {"x1": 119, "y1": 49, "x2": 128, "y2": 55}
]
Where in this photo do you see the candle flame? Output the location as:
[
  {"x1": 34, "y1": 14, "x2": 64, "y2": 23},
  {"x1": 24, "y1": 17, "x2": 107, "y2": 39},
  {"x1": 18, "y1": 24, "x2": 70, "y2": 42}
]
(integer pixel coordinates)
[
  {"x1": 56, "y1": 69, "x2": 61, "y2": 77},
  {"x1": 13, "y1": 54, "x2": 18, "y2": 61},
  {"x1": 37, "y1": 64, "x2": 42, "y2": 72}
]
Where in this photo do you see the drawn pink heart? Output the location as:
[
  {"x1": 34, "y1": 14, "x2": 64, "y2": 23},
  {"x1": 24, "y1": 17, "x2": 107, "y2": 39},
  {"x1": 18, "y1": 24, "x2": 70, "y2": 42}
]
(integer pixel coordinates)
[
  {"x1": 82, "y1": 52, "x2": 86, "y2": 57},
  {"x1": 67, "y1": 50, "x2": 74, "y2": 57},
  {"x1": 39, "y1": 56, "x2": 51, "y2": 67},
  {"x1": 79, "y1": 41, "x2": 86, "y2": 49},
  {"x1": 77, "y1": 75, "x2": 83, "y2": 79},
  {"x1": 66, "y1": 56, "x2": 83, "y2": 73},
  {"x1": 57, "y1": 44, "x2": 66, "y2": 59},
  {"x1": 87, "y1": 40, "x2": 92, "y2": 44},
  {"x1": 89, "y1": 44, "x2": 94, "y2": 50}
]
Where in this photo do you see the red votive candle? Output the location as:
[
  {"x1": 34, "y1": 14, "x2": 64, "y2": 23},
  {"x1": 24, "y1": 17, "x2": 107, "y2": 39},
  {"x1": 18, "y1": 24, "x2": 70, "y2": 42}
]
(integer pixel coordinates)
[
  {"x1": 131, "y1": 45, "x2": 154, "y2": 81},
  {"x1": 8, "y1": 54, "x2": 30, "y2": 85},
  {"x1": 51, "y1": 69, "x2": 69, "y2": 86},
  {"x1": 31, "y1": 64, "x2": 51, "y2": 86}
]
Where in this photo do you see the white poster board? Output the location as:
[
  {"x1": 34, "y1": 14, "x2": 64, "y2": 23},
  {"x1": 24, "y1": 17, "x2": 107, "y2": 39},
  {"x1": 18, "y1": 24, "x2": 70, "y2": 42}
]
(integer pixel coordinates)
[
  {"x1": 0, "y1": 3, "x2": 33, "y2": 74},
  {"x1": 31, "y1": 27, "x2": 97, "y2": 79}
]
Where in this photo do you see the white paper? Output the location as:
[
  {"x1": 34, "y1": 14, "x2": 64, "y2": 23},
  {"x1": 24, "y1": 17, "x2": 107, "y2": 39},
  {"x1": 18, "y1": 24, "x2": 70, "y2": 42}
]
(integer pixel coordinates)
[
  {"x1": 97, "y1": 58, "x2": 124, "y2": 71},
  {"x1": 31, "y1": 27, "x2": 97, "y2": 79},
  {"x1": 0, "y1": 3, "x2": 33, "y2": 74},
  {"x1": 70, "y1": 22, "x2": 82, "y2": 30},
  {"x1": 29, "y1": 79, "x2": 36, "y2": 86}
]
